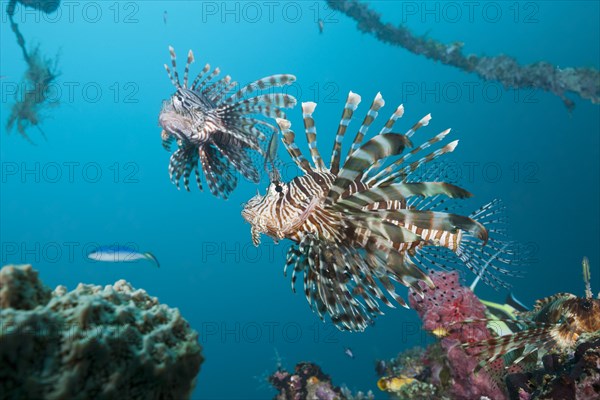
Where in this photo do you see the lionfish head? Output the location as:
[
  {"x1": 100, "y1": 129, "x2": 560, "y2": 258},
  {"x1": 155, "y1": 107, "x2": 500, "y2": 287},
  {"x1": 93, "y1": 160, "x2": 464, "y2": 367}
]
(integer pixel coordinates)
[
  {"x1": 241, "y1": 181, "x2": 290, "y2": 246},
  {"x1": 566, "y1": 297, "x2": 600, "y2": 333},
  {"x1": 170, "y1": 88, "x2": 198, "y2": 114},
  {"x1": 159, "y1": 89, "x2": 208, "y2": 144}
]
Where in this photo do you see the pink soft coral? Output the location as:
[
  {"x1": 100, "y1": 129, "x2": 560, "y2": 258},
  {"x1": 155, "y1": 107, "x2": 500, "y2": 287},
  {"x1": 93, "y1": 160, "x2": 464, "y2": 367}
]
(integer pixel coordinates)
[{"x1": 409, "y1": 271, "x2": 507, "y2": 400}]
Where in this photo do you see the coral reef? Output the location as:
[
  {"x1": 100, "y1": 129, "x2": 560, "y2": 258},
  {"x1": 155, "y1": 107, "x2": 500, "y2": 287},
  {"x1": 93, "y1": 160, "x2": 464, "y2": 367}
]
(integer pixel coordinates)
[
  {"x1": 0, "y1": 264, "x2": 203, "y2": 400},
  {"x1": 409, "y1": 271, "x2": 506, "y2": 399},
  {"x1": 505, "y1": 333, "x2": 600, "y2": 400},
  {"x1": 326, "y1": 0, "x2": 600, "y2": 110},
  {"x1": 374, "y1": 271, "x2": 506, "y2": 399},
  {"x1": 377, "y1": 269, "x2": 600, "y2": 399},
  {"x1": 269, "y1": 362, "x2": 373, "y2": 400}
]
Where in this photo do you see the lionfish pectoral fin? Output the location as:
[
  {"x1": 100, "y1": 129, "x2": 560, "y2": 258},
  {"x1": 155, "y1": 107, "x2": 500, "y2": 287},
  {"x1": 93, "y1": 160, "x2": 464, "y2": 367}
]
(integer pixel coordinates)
[
  {"x1": 161, "y1": 130, "x2": 174, "y2": 151},
  {"x1": 462, "y1": 319, "x2": 559, "y2": 367},
  {"x1": 454, "y1": 199, "x2": 524, "y2": 290},
  {"x1": 251, "y1": 226, "x2": 261, "y2": 246}
]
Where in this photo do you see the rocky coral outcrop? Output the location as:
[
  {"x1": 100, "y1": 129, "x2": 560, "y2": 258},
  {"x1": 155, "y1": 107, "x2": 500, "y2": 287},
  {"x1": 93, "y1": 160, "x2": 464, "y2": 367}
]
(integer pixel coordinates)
[
  {"x1": 269, "y1": 362, "x2": 373, "y2": 400},
  {"x1": 505, "y1": 334, "x2": 600, "y2": 400},
  {"x1": 0, "y1": 264, "x2": 203, "y2": 400}
]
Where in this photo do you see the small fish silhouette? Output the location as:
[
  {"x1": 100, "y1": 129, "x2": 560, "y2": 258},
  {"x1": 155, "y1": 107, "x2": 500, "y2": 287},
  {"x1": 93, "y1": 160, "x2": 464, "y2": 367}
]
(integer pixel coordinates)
[
  {"x1": 87, "y1": 245, "x2": 160, "y2": 268},
  {"x1": 344, "y1": 346, "x2": 354, "y2": 359}
]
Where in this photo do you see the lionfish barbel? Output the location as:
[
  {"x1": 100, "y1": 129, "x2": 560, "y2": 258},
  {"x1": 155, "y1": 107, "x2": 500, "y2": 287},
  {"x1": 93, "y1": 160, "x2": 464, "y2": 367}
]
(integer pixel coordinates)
[
  {"x1": 159, "y1": 46, "x2": 297, "y2": 199},
  {"x1": 242, "y1": 92, "x2": 518, "y2": 331}
]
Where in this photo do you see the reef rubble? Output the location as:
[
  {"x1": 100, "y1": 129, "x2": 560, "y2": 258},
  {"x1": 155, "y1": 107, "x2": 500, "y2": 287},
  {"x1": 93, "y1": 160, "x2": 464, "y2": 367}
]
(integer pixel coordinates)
[
  {"x1": 0, "y1": 264, "x2": 203, "y2": 400},
  {"x1": 269, "y1": 362, "x2": 374, "y2": 400}
]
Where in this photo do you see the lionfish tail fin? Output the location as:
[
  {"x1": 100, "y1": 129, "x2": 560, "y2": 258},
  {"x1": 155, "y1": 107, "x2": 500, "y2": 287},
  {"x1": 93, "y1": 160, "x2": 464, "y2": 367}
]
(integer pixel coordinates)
[{"x1": 457, "y1": 199, "x2": 524, "y2": 290}]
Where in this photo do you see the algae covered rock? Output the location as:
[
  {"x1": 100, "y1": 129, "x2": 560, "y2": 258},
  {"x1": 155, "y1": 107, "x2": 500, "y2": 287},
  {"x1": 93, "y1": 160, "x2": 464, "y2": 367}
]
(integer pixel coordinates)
[{"x1": 0, "y1": 264, "x2": 203, "y2": 400}]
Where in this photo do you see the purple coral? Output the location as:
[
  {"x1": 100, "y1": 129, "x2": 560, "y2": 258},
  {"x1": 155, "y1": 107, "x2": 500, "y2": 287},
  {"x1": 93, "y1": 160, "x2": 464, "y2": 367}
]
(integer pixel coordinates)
[
  {"x1": 409, "y1": 270, "x2": 488, "y2": 343},
  {"x1": 409, "y1": 271, "x2": 507, "y2": 400}
]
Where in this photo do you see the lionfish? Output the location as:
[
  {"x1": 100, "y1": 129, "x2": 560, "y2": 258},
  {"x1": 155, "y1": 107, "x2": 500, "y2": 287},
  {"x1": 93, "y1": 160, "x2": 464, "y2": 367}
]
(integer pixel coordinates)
[
  {"x1": 159, "y1": 46, "x2": 296, "y2": 199},
  {"x1": 464, "y1": 257, "x2": 600, "y2": 368},
  {"x1": 241, "y1": 91, "x2": 517, "y2": 331}
]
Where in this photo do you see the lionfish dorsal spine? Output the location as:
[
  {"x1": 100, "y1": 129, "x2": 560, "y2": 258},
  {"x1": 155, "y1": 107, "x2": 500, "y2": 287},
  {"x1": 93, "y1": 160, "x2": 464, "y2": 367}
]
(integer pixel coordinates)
[
  {"x1": 225, "y1": 75, "x2": 296, "y2": 105},
  {"x1": 301, "y1": 102, "x2": 327, "y2": 171},
  {"x1": 276, "y1": 118, "x2": 313, "y2": 174},
  {"x1": 330, "y1": 91, "x2": 362, "y2": 175},
  {"x1": 190, "y1": 63, "x2": 211, "y2": 91},
  {"x1": 344, "y1": 92, "x2": 385, "y2": 165},
  {"x1": 196, "y1": 67, "x2": 221, "y2": 94},
  {"x1": 378, "y1": 104, "x2": 405, "y2": 135},
  {"x1": 164, "y1": 46, "x2": 180, "y2": 88},
  {"x1": 375, "y1": 137, "x2": 459, "y2": 187},
  {"x1": 183, "y1": 50, "x2": 194, "y2": 88},
  {"x1": 405, "y1": 113, "x2": 432, "y2": 138},
  {"x1": 202, "y1": 74, "x2": 230, "y2": 98},
  {"x1": 367, "y1": 128, "x2": 452, "y2": 186},
  {"x1": 363, "y1": 104, "x2": 406, "y2": 178},
  {"x1": 326, "y1": 133, "x2": 412, "y2": 205}
]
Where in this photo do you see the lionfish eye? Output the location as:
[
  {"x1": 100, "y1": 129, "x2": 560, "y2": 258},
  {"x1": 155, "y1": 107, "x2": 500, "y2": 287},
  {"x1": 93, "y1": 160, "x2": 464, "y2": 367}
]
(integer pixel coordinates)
[
  {"x1": 582, "y1": 300, "x2": 592, "y2": 311},
  {"x1": 275, "y1": 184, "x2": 283, "y2": 193}
]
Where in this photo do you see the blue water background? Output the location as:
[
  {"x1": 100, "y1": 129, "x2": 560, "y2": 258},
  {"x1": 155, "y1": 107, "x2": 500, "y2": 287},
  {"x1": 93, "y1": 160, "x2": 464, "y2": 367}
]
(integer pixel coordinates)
[{"x1": 1, "y1": 1, "x2": 598, "y2": 398}]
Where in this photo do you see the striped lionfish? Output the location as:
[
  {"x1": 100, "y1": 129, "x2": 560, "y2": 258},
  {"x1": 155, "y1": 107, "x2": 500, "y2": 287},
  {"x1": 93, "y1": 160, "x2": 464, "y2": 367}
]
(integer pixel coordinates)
[
  {"x1": 159, "y1": 46, "x2": 296, "y2": 199},
  {"x1": 465, "y1": 257, "x2": 600, "y2": 368},
  {"x1": 241, "y1": 91, "x2": 517, "y2": 331}
]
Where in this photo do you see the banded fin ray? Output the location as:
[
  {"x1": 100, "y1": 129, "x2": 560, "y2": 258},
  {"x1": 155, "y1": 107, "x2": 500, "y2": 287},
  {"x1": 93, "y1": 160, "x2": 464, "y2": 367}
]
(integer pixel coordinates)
[
  {"x1": 302, "y1": 102, "x2": 326, "y2": 171},
  {"x1": 344, "y1": 92, "x2": 385, "y2": 164},
  {"x1": 327, "y1": 133, "x2": 412, "y2": 205},
  {"x1": 226, "y1": 74, "x2": 296, "y2": 104},
  {"x1": 330, "y1": 91, "x2": 361, "y2": 175},
  {"x1": 376, "y1": 209, "x2": 488, "y2": 243},
  {"x1": 276, "y1": 118, "x2": 313, "y2": 174},
  {"x1": 460, "y1": 318, "x2": 560, "y2": 366},
  {"x1": 335, "y1": 182, "x2": 473, "y2": 211},
  {"x1": 367, "y1": 128, "x2": 452, "y2": 186},
  {"x1": 199, "y1": 145, "x2": 238, "y2": 199}
]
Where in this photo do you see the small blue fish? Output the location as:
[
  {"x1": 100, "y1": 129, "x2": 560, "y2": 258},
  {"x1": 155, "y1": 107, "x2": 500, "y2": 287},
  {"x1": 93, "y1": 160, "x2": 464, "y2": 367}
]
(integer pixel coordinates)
[
  {"x1": 344, "y1": 346, "x2": 354, "y2": 359},
  {"x1": 87, "y1": 245, "x2": 160, "y2": 268}
]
